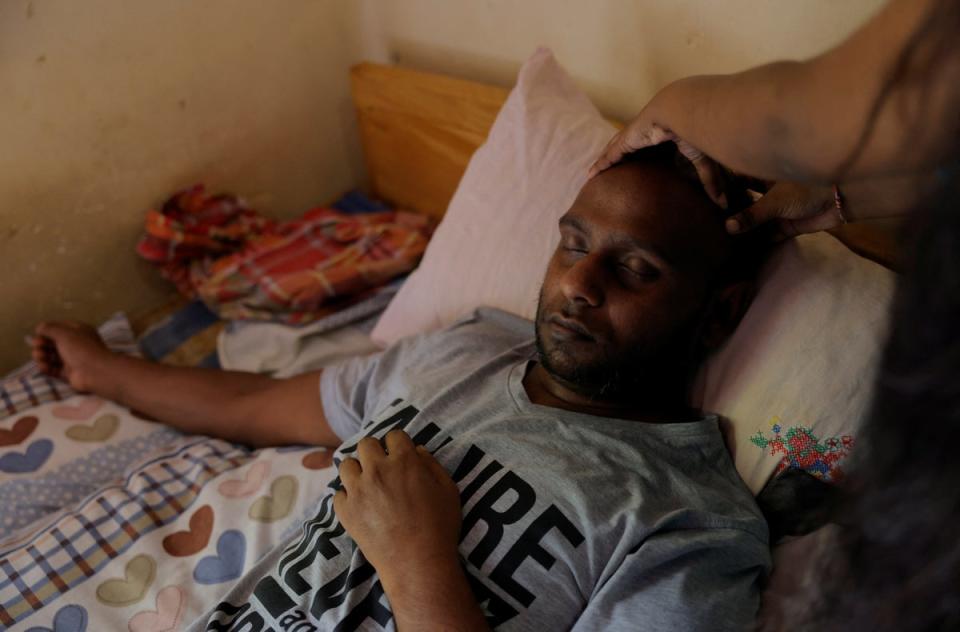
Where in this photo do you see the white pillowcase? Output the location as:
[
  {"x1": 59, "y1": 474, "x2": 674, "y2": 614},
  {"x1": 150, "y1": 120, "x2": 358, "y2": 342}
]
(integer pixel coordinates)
[
  {"x1": 371, "y1": 48, "x2": 616, "y2": 342},
  {"x1": 371, "y1": 48, "x2": 895, "y2": 493},
  {"x1": 696, "y1": 233, "x2": 893, "y2": 492}
]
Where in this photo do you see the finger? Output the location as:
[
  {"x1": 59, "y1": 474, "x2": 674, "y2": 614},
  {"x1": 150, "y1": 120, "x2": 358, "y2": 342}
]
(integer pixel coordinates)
[
  {"x1": 587, "y1": 124, "x2": 674, "y2": 179},
  {"x1": 783, "y1": 206, "x2": 845, "y2": 237},
  {"x1": 31, "y1": 339, "x2": 50, "y2": 356},
  {"x1": 384, "y1": 429, "x2": 414, "y2": 457},
  {"x1": 40, "y1": 358, "x2": 61, "y2": 374},
  {"x1": 587, "y1": 134, "x2": 628, "y2": 179},
  {"x1": 338, "y1": 457, "x2": 362, "y2": 492},
  {"x1": 39, "y1": 362, "x2": 60, "y2": 378},
  {"x1": 32, "y1": 342, "x2": 54, "y2": 366},
  {"x1": 693, "y1": 158, "x2": 728, "y2": 209},
  {"x1": 333, "y1": 489, "x2": 350, "y2": 522},
  {"x1": 742, "y1": 177, "x2": 774, "y2": 194},
  {"x1": 30, "y1": 330, "x2": 52, "y2": 350},
  {"x1": 765, "y1": 220, "x2": 794, "y2": 244},
  {"x1": 43, "y1": 348, "x2": 62, "y2": 368},
  {"x1": 35, "y1": 324, "x2": 69, "y2": 351},
  {"x1": 674, "y1": 140, "x2": 728, "y2": 208},
  {"x1": 35, "y1": 322, "x2": 58, "y2": 339},
  {"x1": 356, "y1": 437, "x2": 385, "y2": 469},
  {"x1": 725, "y1": 197, "x2": 783, "y2": 234},
  {"x1": 416, "y1": 446, "x2": 455, "y2": 486},
  {"x1": 65, "y1": 321, "x2": 100, "y2": 337},
  {"x1": 36, "y1": 321, "x2": 89, "y2": 342},
  {"x1": 647, "y1": 124, "x2": 676, "y2": 146}
]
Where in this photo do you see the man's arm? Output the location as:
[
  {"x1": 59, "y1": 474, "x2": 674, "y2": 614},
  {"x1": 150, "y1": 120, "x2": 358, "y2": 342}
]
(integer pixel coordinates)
[{"x1": 32, "y1": 321, "x2": 340, "y2": 448}]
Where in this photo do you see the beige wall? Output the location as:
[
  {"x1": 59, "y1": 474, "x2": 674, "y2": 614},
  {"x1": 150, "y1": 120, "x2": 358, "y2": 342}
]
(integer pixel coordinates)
[
  {"x1": 0, "y1": 0, "x2": 367, "y2": 372},
  {"x1": 355, "y1": 0, "x2": 887, "y2": 121},
  {"x1": 1, "y1": 0, "x2": 886, "y2": 372}
]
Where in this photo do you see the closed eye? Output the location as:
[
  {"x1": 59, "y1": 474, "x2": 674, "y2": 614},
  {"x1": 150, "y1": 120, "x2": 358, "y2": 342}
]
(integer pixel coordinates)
[
  {"x1": 560, "y1": 233, "x2": 588, "y2": 254},
  {"x1": 620, "y1": 261, "x2": 660, "y2": 279}
]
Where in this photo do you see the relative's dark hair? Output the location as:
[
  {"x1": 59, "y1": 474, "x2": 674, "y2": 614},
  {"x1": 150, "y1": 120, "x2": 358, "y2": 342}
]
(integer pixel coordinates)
[
  {"x1": 792, "y1": 2, "x2": 960, "y2": 630},
  {"x1": 796, "y1": 167, "x2": 960, "y2": 632}
]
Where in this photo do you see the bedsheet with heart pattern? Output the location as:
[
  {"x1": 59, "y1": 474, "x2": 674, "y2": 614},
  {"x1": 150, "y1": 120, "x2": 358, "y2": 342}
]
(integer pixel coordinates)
[{"x1": 0, "y1": 316, "x2": 337, "y2": 630}]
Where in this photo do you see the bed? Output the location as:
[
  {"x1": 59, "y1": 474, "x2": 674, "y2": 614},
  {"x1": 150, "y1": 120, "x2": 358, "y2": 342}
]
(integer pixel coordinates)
[{"x1": 0, "y1": 53, "x2": 900, "y2": 630}]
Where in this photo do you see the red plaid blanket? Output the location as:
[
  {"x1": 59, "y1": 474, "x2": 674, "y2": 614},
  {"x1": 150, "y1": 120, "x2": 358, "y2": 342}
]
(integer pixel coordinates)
[{"x1": 137, "y1": 185, "x2": 432, "y2": 323}]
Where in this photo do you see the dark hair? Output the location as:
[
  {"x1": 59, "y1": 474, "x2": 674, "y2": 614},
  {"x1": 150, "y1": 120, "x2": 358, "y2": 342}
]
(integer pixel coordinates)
[
  {"x1": 620, "y1": 142, "x2": 768, "y2": 284},
  {"x1": 620, "y1": 141, "x2": 754, "y2": 215},
  {"x1": 793, "y1": 2, "x2": 960, "y2": 629}
]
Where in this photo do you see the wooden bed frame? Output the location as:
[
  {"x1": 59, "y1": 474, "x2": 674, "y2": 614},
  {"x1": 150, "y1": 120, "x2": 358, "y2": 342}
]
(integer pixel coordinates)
[{"x1": 351, "y1": 61, "x2": 901, "y2": 270}]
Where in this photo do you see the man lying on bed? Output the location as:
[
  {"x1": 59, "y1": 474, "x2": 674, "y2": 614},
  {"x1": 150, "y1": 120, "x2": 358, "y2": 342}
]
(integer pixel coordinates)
[{"x1": 31, "y1": 142, "x2": 769, "y2": 632}]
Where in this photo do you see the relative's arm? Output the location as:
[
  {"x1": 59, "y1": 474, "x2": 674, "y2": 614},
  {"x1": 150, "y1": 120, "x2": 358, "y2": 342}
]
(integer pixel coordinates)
[
  {"x1": 730, "y1": 171, "x2": 938, "y2": 236},
  {"x1": 591, "y1": 0, "x2": 959, "y2": 184}
]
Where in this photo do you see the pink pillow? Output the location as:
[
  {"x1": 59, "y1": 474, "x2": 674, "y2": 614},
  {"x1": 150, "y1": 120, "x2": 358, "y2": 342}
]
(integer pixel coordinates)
[{"x1": 370, "y1": 48, "x2": 617, "y2": 344}]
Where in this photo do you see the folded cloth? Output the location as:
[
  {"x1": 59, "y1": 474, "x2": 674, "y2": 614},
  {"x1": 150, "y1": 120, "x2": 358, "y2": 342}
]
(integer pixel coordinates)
[
  {"x1": 136, "y1": 185, "x2": 432, "y2": 324},
  {"x1": 219, "y1": 309, "x2": 383, "y2": 378},
  {"x1": 217, "y1": 278, "x2": 400, "y2": 378}
]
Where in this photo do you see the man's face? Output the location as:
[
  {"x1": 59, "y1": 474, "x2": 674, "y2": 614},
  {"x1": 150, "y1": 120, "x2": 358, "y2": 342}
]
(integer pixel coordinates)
[{"x1": 535, "y1": 159, "x2": 733, "y2": 396}]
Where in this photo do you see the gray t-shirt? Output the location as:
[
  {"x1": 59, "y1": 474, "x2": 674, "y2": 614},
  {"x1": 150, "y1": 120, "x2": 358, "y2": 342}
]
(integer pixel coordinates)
[{"x1": 189, "y1": 308, "x2": 770, "y2": 631}]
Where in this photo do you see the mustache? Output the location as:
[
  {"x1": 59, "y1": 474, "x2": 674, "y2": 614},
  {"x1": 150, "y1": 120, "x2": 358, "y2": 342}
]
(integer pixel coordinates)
[
  {"x1": 560, "y1": 304, "x2": 585, "y2": 320},
  {"x1": 535, "y1": 290, "x2": 598, "y2": 338},
  {"x1": 552, "y1": 313, "x2": 593, "y2": 338},
  {"x1": 539, "y1": 302, "x2": 597, "y2": 341}
]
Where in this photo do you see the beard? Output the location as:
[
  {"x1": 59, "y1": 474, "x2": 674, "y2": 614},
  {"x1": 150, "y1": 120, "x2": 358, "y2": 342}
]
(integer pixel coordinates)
[
  {"x1": 533, "y1": 290, "x2": 704, "y2": 401},
  {"x1": 533, "y1": 302, "x2": 648, "y2": 399},
  {"x1": 534, "y1": 337, "x2": 631, "y2": 398}
]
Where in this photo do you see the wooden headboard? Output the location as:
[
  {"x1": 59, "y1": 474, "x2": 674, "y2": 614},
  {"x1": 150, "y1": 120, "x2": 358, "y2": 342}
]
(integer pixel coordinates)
[
  {"x1": 350, "y1": 62, "x2": 900, "y2": 269},
  {"x1": 350, "y1": 63, "x2": 508, "y2": 223}
]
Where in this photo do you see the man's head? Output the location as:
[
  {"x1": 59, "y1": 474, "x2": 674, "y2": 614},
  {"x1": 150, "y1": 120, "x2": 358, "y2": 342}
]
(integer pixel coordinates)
[{"x1": 535, "y1": 143, "x2": 758, "y2": 400}]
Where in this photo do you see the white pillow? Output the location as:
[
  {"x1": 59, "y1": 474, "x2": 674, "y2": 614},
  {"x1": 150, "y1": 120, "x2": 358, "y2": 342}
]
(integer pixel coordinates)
[
  {"x1": 371, "y1": 48, "x2": 616, "y2": 342},
  {"x1": 371, "y1": 48, "x2": 895, "y2": 493},
  {"x1": 696, "y1": 232, "x2": 894, "y2": 493}
]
